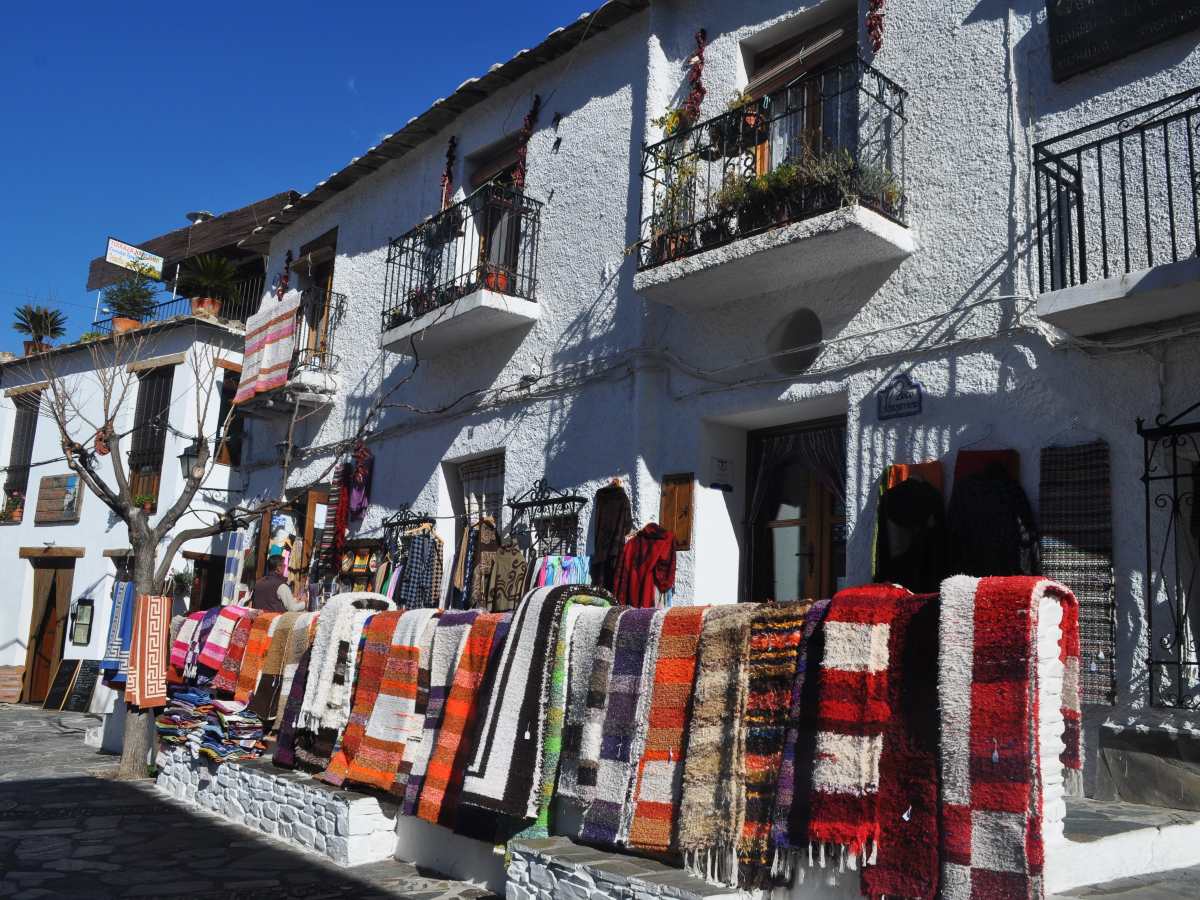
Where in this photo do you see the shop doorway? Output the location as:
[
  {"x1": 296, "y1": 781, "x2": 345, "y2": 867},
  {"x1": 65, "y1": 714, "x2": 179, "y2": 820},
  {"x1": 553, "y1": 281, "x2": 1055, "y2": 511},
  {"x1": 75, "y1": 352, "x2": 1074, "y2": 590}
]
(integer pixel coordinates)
[
  {"x1": 745, "y1": 418, "x2": 846, "y2": 603},
  {"x1": 22, "y1": 561, "x2": 75, "y2": 704},
  {"x1": 183, "y1": 552, "x2": 225, "y2": 613}
]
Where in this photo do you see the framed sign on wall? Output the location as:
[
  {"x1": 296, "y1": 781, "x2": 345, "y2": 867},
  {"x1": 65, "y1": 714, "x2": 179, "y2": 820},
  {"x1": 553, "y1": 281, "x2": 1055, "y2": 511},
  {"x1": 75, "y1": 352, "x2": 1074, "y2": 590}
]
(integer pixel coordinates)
[
  {"x1": 35, "y1": 474, "x2": 84, "y2": 525},
  {"x1": 1046, "y1": 1, "x2": 1200, "y2": 82}
]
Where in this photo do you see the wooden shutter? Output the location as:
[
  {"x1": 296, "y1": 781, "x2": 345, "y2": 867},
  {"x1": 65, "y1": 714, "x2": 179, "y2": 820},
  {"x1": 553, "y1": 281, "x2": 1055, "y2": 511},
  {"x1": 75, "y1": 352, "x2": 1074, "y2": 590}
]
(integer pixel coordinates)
[
  {"x1": 659, "y1": 473, "x2": 694, "y2": 551},
  {"x1": 5, "y1": 392, "x2": 41, "y2": 497}
]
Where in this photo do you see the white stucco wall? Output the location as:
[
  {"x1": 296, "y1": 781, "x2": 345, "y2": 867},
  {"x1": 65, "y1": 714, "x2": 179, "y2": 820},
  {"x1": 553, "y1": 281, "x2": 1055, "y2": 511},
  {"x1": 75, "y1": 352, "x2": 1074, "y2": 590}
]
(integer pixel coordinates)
[
  {"x1": 0, "y1": 322, "x2": 245, "y2": 670},
  {"x1": 238, "y1": 0, "x2": 1200, "y2": 717}
]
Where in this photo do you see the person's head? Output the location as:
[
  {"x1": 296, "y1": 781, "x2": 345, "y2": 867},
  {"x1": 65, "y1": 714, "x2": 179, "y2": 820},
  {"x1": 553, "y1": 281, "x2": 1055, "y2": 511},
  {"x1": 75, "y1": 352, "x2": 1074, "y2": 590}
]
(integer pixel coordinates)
[{"x1": 266, "y1": 555, "x2": 285, "y2": 576}]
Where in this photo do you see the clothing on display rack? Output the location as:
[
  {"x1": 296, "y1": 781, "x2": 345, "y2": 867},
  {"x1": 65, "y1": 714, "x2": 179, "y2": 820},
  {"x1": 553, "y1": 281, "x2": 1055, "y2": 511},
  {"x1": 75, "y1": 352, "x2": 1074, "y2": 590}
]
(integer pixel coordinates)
[
  {"x1": 393, "y1": 523, "x2": 445, "y2": 609},
  {"x1": 614, "y1": 523, "x2": 676, "y2": 608},
  {"x1": 591, "y1": 482, "x2": 632, "y2": 591},
  {"x1": 947, "y1": 450, "x2": 1039, "y2": 577},
  {"x1": 531, "y1": 554, "x2": 591, "y2": 588},
  {"x1": 874, "y1": 463, "x2": 948, "y2": 593},
  {"x1": 349, "y1": 443, "x2": 374, "y2": 521}
]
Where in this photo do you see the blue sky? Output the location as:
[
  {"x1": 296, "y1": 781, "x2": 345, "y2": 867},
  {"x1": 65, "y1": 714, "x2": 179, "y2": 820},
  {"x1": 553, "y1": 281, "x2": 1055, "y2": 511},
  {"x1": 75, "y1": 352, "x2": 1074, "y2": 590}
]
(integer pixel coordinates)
[{"x1": 0, "y1": 1, "x2": 596, "y2": 353}]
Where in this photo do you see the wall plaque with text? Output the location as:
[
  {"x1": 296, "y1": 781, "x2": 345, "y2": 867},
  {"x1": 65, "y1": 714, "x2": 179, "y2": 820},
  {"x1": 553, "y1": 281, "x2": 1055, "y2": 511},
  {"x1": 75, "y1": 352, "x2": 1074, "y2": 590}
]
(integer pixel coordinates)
[{"x1": 1047, "y1": 1, "x2": 1200, "y2": 82}]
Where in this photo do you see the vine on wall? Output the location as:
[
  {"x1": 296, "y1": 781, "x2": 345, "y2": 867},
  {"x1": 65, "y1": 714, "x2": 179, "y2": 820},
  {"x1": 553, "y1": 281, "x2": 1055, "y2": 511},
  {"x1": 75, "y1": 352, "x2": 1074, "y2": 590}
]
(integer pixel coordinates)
[{"x1": 441, "y1": 136, "x2": 458, "y2": 209}]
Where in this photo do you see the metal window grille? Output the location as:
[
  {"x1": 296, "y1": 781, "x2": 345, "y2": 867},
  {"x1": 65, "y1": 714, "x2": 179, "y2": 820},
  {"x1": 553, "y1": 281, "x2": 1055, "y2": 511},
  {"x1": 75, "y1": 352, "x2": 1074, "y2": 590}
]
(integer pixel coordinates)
[
  {"x1": 459, "y1": 454, "x2": 506, "y2": 527},
  {"x1": 128, "y1": 366, "x2": 175, "y2": 503},
  {"x1": 4, "y1": 392, "x2": 41, "y2": 498}
]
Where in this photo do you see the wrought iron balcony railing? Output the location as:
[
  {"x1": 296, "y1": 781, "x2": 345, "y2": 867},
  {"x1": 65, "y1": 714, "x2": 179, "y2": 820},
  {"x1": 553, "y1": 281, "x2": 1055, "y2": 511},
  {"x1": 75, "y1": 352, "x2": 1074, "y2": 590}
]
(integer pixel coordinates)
[
  {"x1": 638, "y1": 57, "x2": 907, "y2": 270},
  {"x1": 1035, "y1": 86, "x2": 1200, "y2": 294},
  {"x1": 381, "y1": 183, "x2": 543, "y2": 332},
  {"x1": 291, "y1": 286, "x2": 346, "y2": 376},
  {"x1": 91, "y1": 275, "x2": 266, "y2": 334}
]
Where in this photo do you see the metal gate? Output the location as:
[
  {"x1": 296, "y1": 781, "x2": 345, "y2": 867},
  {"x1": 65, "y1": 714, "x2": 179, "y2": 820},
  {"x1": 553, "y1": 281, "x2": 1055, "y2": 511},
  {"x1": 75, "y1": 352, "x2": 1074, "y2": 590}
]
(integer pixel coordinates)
[{"x1": 1139, "y1": 403, "x2": 1200, "y2": 709}]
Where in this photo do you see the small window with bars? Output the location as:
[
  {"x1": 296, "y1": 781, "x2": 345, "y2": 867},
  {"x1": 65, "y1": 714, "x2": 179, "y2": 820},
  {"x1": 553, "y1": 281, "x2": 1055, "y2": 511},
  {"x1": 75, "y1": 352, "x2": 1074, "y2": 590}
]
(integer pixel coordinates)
[
  {"x1": 458, "y1": 453, "x2": 505, "y2": 526},
  {"x1": 5, "y1": 391, "x2": 41, "y2": 502},
  {"x1": 128, "y1": 366, "x2": 176, "y2": 507}
]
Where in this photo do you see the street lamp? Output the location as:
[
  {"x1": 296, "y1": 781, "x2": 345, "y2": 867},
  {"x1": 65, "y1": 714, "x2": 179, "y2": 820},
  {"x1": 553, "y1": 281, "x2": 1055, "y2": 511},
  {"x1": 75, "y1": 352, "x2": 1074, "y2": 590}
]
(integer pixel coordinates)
[{"x1": 178, "y1": 438, "x2": 206, "y2": 481}]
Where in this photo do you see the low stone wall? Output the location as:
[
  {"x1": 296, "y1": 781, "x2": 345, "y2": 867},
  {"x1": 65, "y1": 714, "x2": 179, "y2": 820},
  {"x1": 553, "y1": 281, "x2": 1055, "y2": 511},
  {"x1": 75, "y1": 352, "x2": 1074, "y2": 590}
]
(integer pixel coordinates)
[
  {"x1": 155, "y1": 748, "x2": 399, "y2": 867},
  {"x1": 508, "y1": 837, "x2": 731, "y2": 900}
]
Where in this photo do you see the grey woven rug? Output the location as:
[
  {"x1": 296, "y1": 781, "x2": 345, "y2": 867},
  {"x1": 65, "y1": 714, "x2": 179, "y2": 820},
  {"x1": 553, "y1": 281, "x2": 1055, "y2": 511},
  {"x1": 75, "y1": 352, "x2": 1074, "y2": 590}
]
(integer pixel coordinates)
[{"x1": 1040, "y1": 441, "x2": 1116, "y2": 705}]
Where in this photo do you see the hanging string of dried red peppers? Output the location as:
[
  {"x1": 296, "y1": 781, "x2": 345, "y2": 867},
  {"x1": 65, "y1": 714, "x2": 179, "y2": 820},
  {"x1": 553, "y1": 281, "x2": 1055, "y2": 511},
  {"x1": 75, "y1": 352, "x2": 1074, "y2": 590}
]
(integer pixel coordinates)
[
  {"x1": 513, "y1": 94, "x2": 542, "y2": 191},
  {"x1": 867, "y1": 0, "x2": 885, "y2": 53},
  {"x1": 683, "y1": 29, "x2": 707, "y2": 127},
  {"x1": 441, "y1": 136, "x2": 458, "y2": 210}
]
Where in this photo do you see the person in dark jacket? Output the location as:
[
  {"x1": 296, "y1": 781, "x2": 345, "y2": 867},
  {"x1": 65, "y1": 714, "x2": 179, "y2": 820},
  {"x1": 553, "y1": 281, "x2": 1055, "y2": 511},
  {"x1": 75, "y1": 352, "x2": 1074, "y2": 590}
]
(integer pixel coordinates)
[{"x1": 249, "y1": 555, "x2": 305, "y2": 612}]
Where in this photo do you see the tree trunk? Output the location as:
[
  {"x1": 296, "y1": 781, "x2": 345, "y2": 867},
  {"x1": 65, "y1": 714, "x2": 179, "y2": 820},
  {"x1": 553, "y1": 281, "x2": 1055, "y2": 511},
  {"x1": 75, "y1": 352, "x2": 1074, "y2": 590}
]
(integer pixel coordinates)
[{"x1": 116, "y1": 532, "x2": 159, "y2": 780}]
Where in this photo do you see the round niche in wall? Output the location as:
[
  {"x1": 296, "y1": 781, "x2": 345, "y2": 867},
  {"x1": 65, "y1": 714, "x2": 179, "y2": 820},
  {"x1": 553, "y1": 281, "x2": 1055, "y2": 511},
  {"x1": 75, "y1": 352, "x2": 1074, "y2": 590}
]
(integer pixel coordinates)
[{"x1": 766, "y1": 308, "x2": 823, "y2": 375}]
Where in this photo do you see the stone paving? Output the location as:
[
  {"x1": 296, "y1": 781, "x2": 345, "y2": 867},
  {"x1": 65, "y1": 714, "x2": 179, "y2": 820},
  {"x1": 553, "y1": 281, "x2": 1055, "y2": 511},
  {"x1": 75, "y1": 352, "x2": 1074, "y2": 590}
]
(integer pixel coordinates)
[{"x1": 0, "y1": 705, "x2": 496, "y2": 899}]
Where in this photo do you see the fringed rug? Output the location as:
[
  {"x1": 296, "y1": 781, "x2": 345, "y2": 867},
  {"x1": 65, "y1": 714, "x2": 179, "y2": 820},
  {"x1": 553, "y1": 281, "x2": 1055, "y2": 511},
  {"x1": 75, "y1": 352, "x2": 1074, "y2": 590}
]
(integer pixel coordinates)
[
  {"x1": 1040, "y1": 441, "x2": 1115, "y2": 705},
  {"x1": 769, "y1": 598, "x2": 831, "y2": 878},
  {"x1": 273, "y1": 646, "x2": 313, "y2": 769},
  {"x1": 402, "y1": 611, "x2": 479, "y2": 815},
  {"x1": 321, "y1": 611, "x2": 405, "y2": 786},
  {"x1": 394, "y1": 614, "x2": 442, "y2": 795},
  {"x1": 416, "y1": 612, "x2": 509, "y2": 826},
  {"x1": 187, "y1": 607, "x2": 223, "y2": 683},
  {"x1": 100, "y1": 581, "x2": 135, "y2": 686},
  {"x1": 212, "y1": 610, "x2": 259, "y2": 695},
  {"x1": 198, "y1": 606, "x2": 250, "y2": 672},
  {"x1": 861, "y1": 591, "x2": 939, "y2": 900},
  {"x1": 343, "y1": 607, "x2": 437, "y2": 792},
  {"x1": 558, "y1": 606, "x2": 627, "y2": 805},
  {"x1": 738, "y1": 602, "x2": 812, "y2": 886},
  {"x1": 579, "y1": 607, "x2": 659, "y2": 846},
  {"x1": 458, "y1": 586, "x2": 566, "y2": 821},
  {"x1": 248, "y1": 610, "x2": 304, "y2": 722},
  {"x1": 125, "y1": 595, "x2": 171, "y2": 709},
  {"x1": 807, "y1": 585, "x2": 911, "y2": 871},
  {"x1": 627, "y1": 605, "x2": 708, "y2": 854},
  {"x1": 939, "y1": 576, "x2": 1081, "y2": 900},
  {"x1": 272, "y1": 613, "x2": 316, "y2": 730},
  {"x1": 525, "y1": 592, "x2": 613, "y2": 838},
  {"x1": 678, "y1": 604, "x2": 758, "y2": 886},
  {"x1": 170, "y1": 612, "x2": 205, "y2": 670},
  {"x1": 556, "y1": 605, "x2": 611, "y2": 803},
  {"x1": 235, "y1": 612, "x2": 280, "y2": 703}
]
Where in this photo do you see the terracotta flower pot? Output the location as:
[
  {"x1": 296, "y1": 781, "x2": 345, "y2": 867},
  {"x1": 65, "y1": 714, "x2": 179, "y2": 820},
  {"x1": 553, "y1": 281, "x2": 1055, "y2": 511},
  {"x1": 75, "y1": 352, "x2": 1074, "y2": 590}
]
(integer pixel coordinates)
[
  {"x1": 485, "y1": 270, "x2": 511, "y2": 293},
  {"x1": 10, "y1": 508, "x2": 22, "y2": 524},
  {"x1": 22, "y1": 341, "x2": 49, "y2": 357},
  {"x1": 113, "y1": 317, "x2": 142, "y2": 334},
  {"x1": 141, "y1": 502, "x2": 154, "y2": 514},
  {"x1": 190, "y1": 297, "x2": 223, "y2": 317}
]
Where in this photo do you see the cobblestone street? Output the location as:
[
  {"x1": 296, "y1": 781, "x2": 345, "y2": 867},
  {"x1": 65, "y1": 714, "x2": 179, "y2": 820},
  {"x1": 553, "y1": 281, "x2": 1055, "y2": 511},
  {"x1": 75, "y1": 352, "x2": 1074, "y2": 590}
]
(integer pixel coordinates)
[{"x1": 0, "y1": 705, "x2": 495, "y2": 899}]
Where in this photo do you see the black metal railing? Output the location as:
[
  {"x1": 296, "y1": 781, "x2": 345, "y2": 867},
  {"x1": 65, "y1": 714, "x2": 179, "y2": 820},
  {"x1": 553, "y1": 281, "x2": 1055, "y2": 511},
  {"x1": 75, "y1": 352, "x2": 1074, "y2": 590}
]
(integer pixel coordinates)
[
  {"x1": 92, "y1": 275, "x2": 266, "y2": 334},
  {"x1": 638, "y1": 57, "x2": 907, "y2": 270},
  {"x1": 291, "y1": 286, "x2": 346, "y2": 375},
  {"x1": 1035, "y1": 87, "x2": 1200, "y2": 294},
  {"x1": 381, "y1": 183, "x2": 542, "y2": 332}
]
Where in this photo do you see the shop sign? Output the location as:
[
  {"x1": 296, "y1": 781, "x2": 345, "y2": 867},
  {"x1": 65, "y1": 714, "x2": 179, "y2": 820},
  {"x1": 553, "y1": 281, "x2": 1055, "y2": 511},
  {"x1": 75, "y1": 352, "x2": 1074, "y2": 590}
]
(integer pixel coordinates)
[
  {"x1": 1046, "y1": 1, "x2": 1200, "y2": 82},
  {"x1": 878, "y1": 374, "x2": 923, "y2": 421},
  {"x1": 104, "y1": 237, "x2": 164, "y2": 279},
  {"x1": 708, "y1": 456, "x2": 735, "y2": 493}
]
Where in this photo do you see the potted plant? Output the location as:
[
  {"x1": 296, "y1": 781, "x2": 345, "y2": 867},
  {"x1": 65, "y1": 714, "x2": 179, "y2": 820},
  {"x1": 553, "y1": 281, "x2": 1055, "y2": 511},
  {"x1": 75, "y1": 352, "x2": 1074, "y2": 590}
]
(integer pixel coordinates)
[
  {"x1": 648, "y1": 158, "x2": 697, "y2": 264},
  {"x1": 77, "y1": 330, "x2": 105, "y2": 343},
  {"x1": 133, "y1": 493, "x2": 156, "y2": 514},
  {"x1": 710, "y1": 92, "x2": 768, "y2": 156},
  {"x1": 2, "y1": 490, "x2": 24, "y2": 523},
  {"x1": 652, "y1": 106, "x2": 691, "y2": 139},
  {"x1": 177, "y1": 254, "x2": 239, "y2": 318},
  {"x1": 484, "y1": 267, "x2": 511, "y2": 293},
  {"x1": 13, "y1": 304, "x2": 67, "y2": 356},
  {"x1": 102, "y1": 272, "x2": 159, "y2": 333}
]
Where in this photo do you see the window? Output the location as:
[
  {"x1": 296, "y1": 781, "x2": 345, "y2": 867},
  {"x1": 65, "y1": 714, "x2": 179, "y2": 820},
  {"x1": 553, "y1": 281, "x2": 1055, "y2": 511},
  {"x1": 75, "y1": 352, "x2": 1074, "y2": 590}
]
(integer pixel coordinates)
[
  {"x1": 458, "y1": 453, "x2": 506, "y2": 526},
  {"x1": 215, "y1": 370, "x2": 244, "y2": 466},
  {"x1": 128, "y1": 366, "x2": 175, "y2": 507},
  {"x1": 745, "y1": 14, "x2": 856, "y2": 100},
  {"x1": 70, "y1": 598, "x2": 94, "y2": 646},
  {"x1": 5, "y1": 391, "x2": 41, "y2": 500}
]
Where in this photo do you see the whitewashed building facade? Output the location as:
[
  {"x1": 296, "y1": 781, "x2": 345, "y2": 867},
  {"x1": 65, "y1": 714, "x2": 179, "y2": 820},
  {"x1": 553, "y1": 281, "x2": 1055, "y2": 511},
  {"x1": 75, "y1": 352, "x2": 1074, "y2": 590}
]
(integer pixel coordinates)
[{"x1": 231, "y1": 0, "x2": 1200, "y2": 805}]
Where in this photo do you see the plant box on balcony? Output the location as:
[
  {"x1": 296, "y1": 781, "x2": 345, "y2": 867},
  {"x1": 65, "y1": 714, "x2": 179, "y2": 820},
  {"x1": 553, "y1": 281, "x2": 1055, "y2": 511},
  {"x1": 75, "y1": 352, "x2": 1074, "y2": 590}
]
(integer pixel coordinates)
[
  {"x1": 190, "y1": 297, "x2": 223, "y2": 318},
  {"x1": 113, "y1": 316, "x2": 142, "y2": 334}
]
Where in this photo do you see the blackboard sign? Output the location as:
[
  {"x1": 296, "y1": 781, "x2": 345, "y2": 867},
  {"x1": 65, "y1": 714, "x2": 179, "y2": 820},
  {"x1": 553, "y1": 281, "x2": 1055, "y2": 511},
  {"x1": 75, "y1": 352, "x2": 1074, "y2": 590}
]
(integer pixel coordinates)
[
  {"x1": 1047, "y1": 1, "x2": 1200, "y2": 82},
  {"x1": 42, "y1": 659, "x2": 80, "y2": 711},
  {"x1": 63, "y1": 660, "x2": 101, "y2": 713}
]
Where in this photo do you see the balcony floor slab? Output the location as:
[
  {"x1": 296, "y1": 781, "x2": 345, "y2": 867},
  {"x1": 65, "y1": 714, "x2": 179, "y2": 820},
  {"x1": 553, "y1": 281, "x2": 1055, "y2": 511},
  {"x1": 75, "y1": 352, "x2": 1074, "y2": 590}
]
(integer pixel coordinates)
[
  {"x1": 1038, "y1": 256, "x2": 1200, "y2": 337},
  {"x1": 633, "y1": 205, "x2": 914, "y2": 310},
  {"x1": 380, "y1": 288, "x2": 539, "y2": 358}
]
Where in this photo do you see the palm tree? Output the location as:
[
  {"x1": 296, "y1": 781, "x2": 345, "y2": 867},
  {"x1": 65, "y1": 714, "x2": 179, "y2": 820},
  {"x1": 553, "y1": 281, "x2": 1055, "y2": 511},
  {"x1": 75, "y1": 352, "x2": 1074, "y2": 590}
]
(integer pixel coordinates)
[
  {"x1": 178, "y1": 254, "x2": 239, "y2": 302},
  {"x1": 13, "y1": 304, "x2": 68, "y2": 345}
]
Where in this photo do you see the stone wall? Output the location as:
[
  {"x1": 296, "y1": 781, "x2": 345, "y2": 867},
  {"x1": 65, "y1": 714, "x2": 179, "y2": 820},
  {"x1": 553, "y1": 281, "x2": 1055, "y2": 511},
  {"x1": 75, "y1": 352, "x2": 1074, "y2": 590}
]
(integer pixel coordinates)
[{"x1": 155, "y1": 749, "x2": 399, "y2": 867}]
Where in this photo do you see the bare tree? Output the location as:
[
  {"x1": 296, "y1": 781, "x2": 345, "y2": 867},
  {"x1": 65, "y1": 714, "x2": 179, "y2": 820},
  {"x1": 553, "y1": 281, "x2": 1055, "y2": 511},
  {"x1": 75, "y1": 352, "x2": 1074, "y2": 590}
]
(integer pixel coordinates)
[{"x1": 19, "y1": 322, "x2": 407, "y2": 779}]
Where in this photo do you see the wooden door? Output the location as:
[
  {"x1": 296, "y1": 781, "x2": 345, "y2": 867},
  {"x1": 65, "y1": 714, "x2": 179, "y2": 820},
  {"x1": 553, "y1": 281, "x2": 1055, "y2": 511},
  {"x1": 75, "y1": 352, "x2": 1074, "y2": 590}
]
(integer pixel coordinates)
[
  {"x1": 307, "y1": 261, "x2": 335, "y2": 364},
  {"x1": 24, "y1": 565, "x2": 72, "y2": 704}
]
